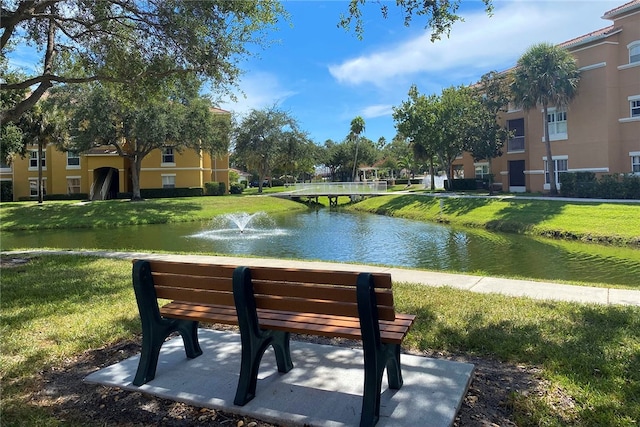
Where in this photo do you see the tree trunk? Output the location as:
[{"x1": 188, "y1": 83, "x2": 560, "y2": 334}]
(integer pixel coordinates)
[
  {"x1": 131, "y1": 156, "x2": 143, "y2": 201},
  {"x1": 38, "y1": 141, "x2": 44, "y2": 204},
  {"x1": 487, "y1": 157, "x2": 494, "y2": 196},
  {"x1": 543, "y1": 104, "x2": 558, "y2": 196},
  {"x1": 351, "y1": 137, "x2": 360, "y2": 182},
  {"x1": 429, "y1": 158, "x2": 435, "y2": 190}
]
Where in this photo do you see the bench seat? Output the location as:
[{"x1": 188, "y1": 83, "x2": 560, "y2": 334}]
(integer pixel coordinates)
[{"x1": 161, "y1": 301, "x2": 416, "y2": 343}]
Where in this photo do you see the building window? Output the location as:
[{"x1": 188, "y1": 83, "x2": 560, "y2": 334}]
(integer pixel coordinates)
[
  {"x1": 67, "y1": 152, "x2": 80, "y2": 168},
  {"x1": 631, "y1": 99, "x2": 640, "y2": 118},
  {"x1": 67, "y1": 177, "x2": 81, "y2": 194},
  {"x1": 545, "y1": 108, "x2": 567, "y2": 141},
  {"x1": 162, "y1": 147, "x2": 175, "y2": 165},
  {"x1": 629, "y1": 41, "x2": 640, "y2": 64},
  {"x1": 544, "y1": 158, "x2": 568, "y2": 186},
  {"x1": 162, "y1": 174, "x2": 176, "y2": 188},
  {"x1": 29, "y1": 178, "x2": 46, "y2": 198},
  {"x1": 29, "y1": 151, "x2": 46, "y2": 170},
  {"x1": 0, "y1": 160, "x2": 10, "y2": 171},
  {"x1": 631, "y1": 153, "x2": 640, "y2": 174},
  {"x1": 453, "y1": 165, "x2": 464, "y2": 179},
  {"x1": 474, "y1": 163, "x2": 490, "y2": 179},
  {"x1": 507, "y1": 118, "x2": 525, "y2": 152}
]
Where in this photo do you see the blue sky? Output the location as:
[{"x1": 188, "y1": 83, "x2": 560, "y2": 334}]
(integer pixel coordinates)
[
  {"x1": 218, "y1": 0, "x2": 624, "y2": 145},
  {"x1": 7, "y1": 1, "x2": 625, "y2": 146}
]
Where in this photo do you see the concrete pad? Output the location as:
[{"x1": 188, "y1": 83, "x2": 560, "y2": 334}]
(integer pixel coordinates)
[{"x1": 85, "y1": 329, "x2": 474, "y2": 427}]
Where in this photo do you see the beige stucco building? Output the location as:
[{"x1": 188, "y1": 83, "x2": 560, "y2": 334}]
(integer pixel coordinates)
[
  {"x1": 454, "y1": 0, "x2": 640, "y2": 193},
  {"x1": 1, "y1": 109, "x2": 230, "y2": 201}
]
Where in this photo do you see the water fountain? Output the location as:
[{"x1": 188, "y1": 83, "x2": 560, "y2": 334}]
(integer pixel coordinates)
[
  {"x1": 190, "y1": 211, "x2": 285, "y2": 241},
  {"x1": 226, "y1": 211, "x2": 262, "y2": 233}
]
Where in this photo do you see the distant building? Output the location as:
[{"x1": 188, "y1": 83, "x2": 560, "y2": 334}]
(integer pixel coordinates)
[
  {"x1": 454, "y1": 0, "x2": 640, "y2": 193},
  {"x1": 1, "y1": 108, "x2": 231, "y2": 201}
]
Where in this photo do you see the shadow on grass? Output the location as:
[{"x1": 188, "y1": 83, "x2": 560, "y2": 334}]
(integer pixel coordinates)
[
  {"x1": 1, "y1": 199, "x2": 204, "y2": 230},
  {"x1": 1, "y1": 255, "x2": 141, "y2": 383},
  {"x1": 404, "y1": 296, "x2": 640, "y2": 425},
  {"x1": 372, "y1": 195, "x2": 567, "y2": 234}
]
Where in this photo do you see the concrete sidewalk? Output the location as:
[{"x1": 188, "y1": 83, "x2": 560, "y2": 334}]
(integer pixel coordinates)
[
  {"x1": 3, "y1": 249, "x2": 639, "y2": 306},
  {"x1": 85, "y1": 329, "x2": 475, "y2": 427},
  {"x1": 8, "y1": 249, "x2": 635, "y2": 306}
]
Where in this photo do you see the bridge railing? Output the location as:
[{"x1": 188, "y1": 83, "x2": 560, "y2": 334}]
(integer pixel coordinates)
[{"x1": 286, "y1": 181, "x2": 387, "y2": 195}]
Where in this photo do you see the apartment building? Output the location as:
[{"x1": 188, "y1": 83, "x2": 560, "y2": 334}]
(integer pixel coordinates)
[
  {"x1": 455, "y1": 0, "x2": 640, "y2": 193},
  {"x1": 0, "y1": 109, "x2": 230, "y2": 201}
]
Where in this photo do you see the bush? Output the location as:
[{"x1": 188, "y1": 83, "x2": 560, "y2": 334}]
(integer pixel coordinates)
[
  {"x1": 622, "y1": 174, "x2": 640, "y2": 199},
  {"x1": 1, "y1": 181, "x2": 13, "y2": 202},
  {"x1": 560, "y1": 172, "x2": 640, "y2": 199},
  {"x1": 17, "y1": 193, "x2": 89, "y2": 201},
  {"x1": 117, "y1": 187, "x2": 204, "y2": 199},
  {"x1": 444, "y1": 178, "x2": 477, "y2": 191},
  {"x1": 559, "y1": 173, "x2": 576, "y2": 197},
  {"x1": 229, "y1": 183, "x2": 244, "y2": 194},
  {"x1": 204, "y1": 182, "x2": 225, "y2": 196}
]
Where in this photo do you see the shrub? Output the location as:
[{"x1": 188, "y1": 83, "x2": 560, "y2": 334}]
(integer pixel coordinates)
[
  {"x1": 621, "y1": 174, "x2": 640, "y2": 199},
  {"x1": 560, "y1": 172, "x2": 640, "y2": 199},
  {"x1": 1, "y1": 181, "x2": 13, "y2": 202},
  {"x1": 117, "y1": 187, "x2": 203, "y2": 199},
  {"x1": 444, "y1": 178, "x2": 477, "y2": 191},
  {"x1": 204, "y1": 182, "x2": 225, "y2": 196},
  {"x1": 559, "y1": 173, "x2": 576, "y2": 197},
  {"x1": 229, "y1": 183, "x2": 244, "y2": 194}
]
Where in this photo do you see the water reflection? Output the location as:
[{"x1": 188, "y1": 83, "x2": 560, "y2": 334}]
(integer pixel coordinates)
[{"x1": 2, "y1": 209, "x2": 638, "y2": 286}]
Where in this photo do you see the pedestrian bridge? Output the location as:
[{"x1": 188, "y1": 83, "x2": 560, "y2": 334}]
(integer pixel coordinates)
[{"x1": 277, "y1": 182, "x2": 388, "y2": 206}]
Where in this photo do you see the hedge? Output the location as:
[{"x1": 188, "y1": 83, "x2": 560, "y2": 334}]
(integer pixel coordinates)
[
  {"x1": 117, "y1": 187, "x2": 204, "y2": 199},
  {"x1": 560, "y1": 172, "x2": 640, "y2": 199}
]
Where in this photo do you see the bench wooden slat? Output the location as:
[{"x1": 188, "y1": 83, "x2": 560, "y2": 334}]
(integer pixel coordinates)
[
  {"x1": 252, "y1": 280, "x2": 395, "y2": 306},
  {"x1": 151, "y1": 272, "x2": 234, "y2": 292},
  {"x1": 248, "y1": 267, "x2": 392, "y2": 289},
  {"x1": 155, "y1": 286, "x2": 235, "y2": 306},
  {"x1": 147, "y1": 260, "x2": 237, "y2": 277}
]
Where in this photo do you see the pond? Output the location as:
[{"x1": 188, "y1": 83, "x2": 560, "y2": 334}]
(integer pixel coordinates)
[{"x1": 2, "y1": 209, "x2": 639, "y2": 287}]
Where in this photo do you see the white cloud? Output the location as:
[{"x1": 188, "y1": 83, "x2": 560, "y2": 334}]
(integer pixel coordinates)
[
  {"x1": 360, "y1": 104, "x2": 393, "y2": 119},
  {"x1": 219, "y1": 71, "x2": 297, "y2": 118},
  {"x1": 328, "y1": 1, "x2": 619, "y2": 87}
]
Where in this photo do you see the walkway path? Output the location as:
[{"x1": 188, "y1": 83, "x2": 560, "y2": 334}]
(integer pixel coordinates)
[{"x1": 4, "y1": 249, "x2": 639, "y2": 306}]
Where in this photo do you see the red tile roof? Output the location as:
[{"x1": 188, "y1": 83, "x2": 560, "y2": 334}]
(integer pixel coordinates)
[
  {"x1": 603, "y1": 0, "x2": 640, "y2": 19},
  {"x1": 559, "y1": 25, "x2": 621, "y2": 49}
]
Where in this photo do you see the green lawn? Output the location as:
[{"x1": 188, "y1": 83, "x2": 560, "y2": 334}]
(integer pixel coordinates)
[
  {"x1": 1, "y1": 255, "x2": 638, "y2": 426},
  {"x1": 349, "y1": 194, "x2": 640, "y2": 246},
  {"x1": 0, "y1": 195, "x2": 307, "y2": 231}
]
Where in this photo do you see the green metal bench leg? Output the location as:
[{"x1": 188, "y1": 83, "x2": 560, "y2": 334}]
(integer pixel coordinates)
[
  {"x1": 233, "y1": 266, "x2": 294, "y2": 406},
  {"x1": 357, "y1": 273, "x2": 406, "y2": 426},
  {"x1": 385, "y1": 343, "x2": 403, "y2": 390},
  {"x1": 132, "y1": 260, "x2": 203, "y2": 386}
]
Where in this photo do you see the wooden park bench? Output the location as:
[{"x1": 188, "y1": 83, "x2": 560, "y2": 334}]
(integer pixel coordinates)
[{"x1": 131, "y1": 259, "x2": 416, "y2": 426}]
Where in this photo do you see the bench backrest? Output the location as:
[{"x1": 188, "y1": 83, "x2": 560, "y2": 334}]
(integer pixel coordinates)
[
  {"x1": 139, "y1": 259, "x2": 397, "y2": 321},
  {"x1": 245, "y1": 266, "x2": 396, "y2": 321},
  {"x1": 143, "y1": 259, "x2": 237, "y2": 306}
]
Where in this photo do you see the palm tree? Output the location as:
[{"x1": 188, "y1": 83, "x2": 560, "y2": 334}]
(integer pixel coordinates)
[
  {"x1": 511, "y1": 43, "x2": 580, "y2": 195},
  {"x1": 18, "y1": 104, "x2": 67, "y2": 204},
  {"x1": 349, "y1": 116, "x2": 365, "y2": 181}
]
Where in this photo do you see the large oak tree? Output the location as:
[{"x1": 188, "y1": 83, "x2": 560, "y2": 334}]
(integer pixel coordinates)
[{"x1": 1, "y1": 0, "x2": 286, "y2": 123}]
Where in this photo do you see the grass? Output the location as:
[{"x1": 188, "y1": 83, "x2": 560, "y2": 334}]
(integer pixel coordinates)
[
  {"x1": 1, "y1": 255, "x2": 638, "y2": 426},
  {"x1": 0, "y1": 195, "x2": 308, "y2": 231},
  {"x1": 349, "y1": 194, "x2": 640, "y2": 246}
]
